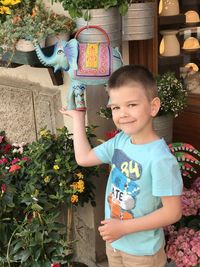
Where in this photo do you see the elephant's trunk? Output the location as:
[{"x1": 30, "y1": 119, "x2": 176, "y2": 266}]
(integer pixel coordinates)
[{"x1": 34, "y1": 42, "x2": 53, "y2": 67}]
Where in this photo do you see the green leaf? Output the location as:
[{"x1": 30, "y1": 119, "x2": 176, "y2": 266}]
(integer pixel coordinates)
[
  {"x1": 34, "y1": 248, "x2": 41, "y2": 261},
  {"x1": 35, "y1": 231, "x2": 43, "y2": 243},
  {"x1": 21, "y1": 250, "x2": 32, "y2": 262},
  {"x1": 31, "y1": 203, "x2": 43, "y2": 211},
  {"x1": 13, "y1": 241, "x2": 25, "y2": 253}
]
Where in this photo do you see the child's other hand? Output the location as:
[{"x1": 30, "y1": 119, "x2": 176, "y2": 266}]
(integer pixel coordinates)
[
  {"x1": 98, "y1": 218, "x2": 125, "y2": 243},
  {"x1": 59, "y1": 107, "x2": 86, "y2": 119}
]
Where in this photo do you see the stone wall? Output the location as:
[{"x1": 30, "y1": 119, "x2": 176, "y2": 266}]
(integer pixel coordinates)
[{"x1": 0, "y1": 75, "x2": 63, "y2": 143}]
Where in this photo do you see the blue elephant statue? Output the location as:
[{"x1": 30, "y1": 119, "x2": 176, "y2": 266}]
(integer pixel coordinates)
[{"x1": 34, "y1": 26, "x2": 123, "y2": 110}]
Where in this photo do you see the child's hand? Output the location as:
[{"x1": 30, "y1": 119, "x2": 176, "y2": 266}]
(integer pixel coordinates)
[
  {"x1": 59, "y1": 107, "x2": 86, "y2": 119},
  {"x1": 98, "y1": 218, "x2": 125, "y2": 243}
]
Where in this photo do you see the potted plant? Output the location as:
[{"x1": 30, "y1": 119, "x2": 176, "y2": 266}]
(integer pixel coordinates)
[
  {"x1": 0, "y1": 0, "x2": 74, "y2": 63},
  {"x1": 153, "y1": 71, "x2": 188, "y2": 143},
  {"x1": 45, "y1": 12, "x2": 75, "y2": 46},
  {"x1": 50, "y1": 0, "x2": 129, "y2": 47},
  {"x1": 122, "y1": 0, "x2": 156, "y2": 41},
  {"x1": 0, "y1": 127, "x2": 98, "y2": 266},
  {"x1": 50, "y1": 0, "x2": 129, "y2": 19}
]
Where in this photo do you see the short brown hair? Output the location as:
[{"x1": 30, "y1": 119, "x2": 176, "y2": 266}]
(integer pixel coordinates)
[{"x1": 108, "y1": 65, "x2": 157, "y2": 100}]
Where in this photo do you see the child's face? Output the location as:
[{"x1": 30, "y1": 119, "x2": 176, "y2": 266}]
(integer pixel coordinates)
[{"x1": 109, "y1": 85, "x2": 160, "y2": 141}]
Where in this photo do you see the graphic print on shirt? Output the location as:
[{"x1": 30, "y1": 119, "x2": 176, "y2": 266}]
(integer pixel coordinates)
[{"x1": 108, "y1": 149, "x2": 142, "y2": 220}]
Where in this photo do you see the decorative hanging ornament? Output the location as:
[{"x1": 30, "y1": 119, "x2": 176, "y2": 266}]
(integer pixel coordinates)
[
  {"x1": 160, "y1": 30, "x2": 180, "y2": 56},
  {"x1": 159, "y1": 0, "x2": 180, "y2": 16}
]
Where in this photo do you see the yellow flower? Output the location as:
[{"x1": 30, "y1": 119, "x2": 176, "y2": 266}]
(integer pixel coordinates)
[
  {"x1": 0, "y1": 6, "x2": 10, "y2": 14},
  {"x1": 39, "y1": 129, "x2": 48, "y2": 137},
  {"x1": 70, "y1": 180, "x2": 85, "y2": 193},
  {"x1": 53, "y1": 165, "x2": 60, "y2": 170},
  {"x1": 0, "y1": 0, "x2": 21, "y2": 6},
  {"x1": 76, "y1": 172, "x2": 84, "y2": 179},
  {"x1": 44, "y1": 176, "x2": 50, "y2": 183},
  {"x1": 71, "y1": 194, "x2": 78, "y2": 203},
  {"x1": 77, "y1": 180, "x2": 85, "y2": 193}
]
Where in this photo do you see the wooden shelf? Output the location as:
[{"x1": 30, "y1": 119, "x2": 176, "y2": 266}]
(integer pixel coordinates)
[
  {"x1": 159, "y1": 14, "x2": 186, "y2": 29},
  {"x1": 158, "y1": 54, "x2": 184, "y2": 76},
  {"x1": 1, "y1": 45, "x2": 63, "y2": 86}
]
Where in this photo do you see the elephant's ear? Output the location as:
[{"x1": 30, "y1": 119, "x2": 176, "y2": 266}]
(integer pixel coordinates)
[{"x1": 64, "y1": 39, "x2": 78, "y2": 70}]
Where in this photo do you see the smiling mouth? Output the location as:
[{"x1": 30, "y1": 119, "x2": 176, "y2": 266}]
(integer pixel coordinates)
[{"x1": 120, "y1": 121, "x2": 135, "y2": 124}]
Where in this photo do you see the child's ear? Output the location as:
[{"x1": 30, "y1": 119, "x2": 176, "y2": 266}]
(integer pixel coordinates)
[{"x1": 151, "y1": 97, "x2": 161, "y2": 117}]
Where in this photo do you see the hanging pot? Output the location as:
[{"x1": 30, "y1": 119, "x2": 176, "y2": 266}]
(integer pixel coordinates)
[
  {"x1": 75, "y1": 7, "x2": 121, "y2": 47},
  {"x1": 122, "y1": 2, "x2": 155, "y2": 41}
]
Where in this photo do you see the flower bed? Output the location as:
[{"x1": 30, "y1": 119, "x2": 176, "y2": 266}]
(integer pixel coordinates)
[{"x1": 0, "y1": 127, "x2": 98, "y2": 266}]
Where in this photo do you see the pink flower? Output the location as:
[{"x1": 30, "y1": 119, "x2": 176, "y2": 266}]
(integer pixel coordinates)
[
  {"x1": 1, "y1": 183, "x2": 6, "y2": 194},
  {"x1": 192, "y1": 177, "x2": 200, "y2": 193},
  {"x1": 9, "y1": 164, "x2": 21, "y2": 173},
  {"x1": 0, "y1": 157, "x2": 8, "y2": 164},
  {"x1": 11, "y1": 158, "x2": 20, "y2": 165},
  {"x1": 166, "y1": 227, "x2": 200, "y2": 267},
  {"x1": 51, "y1": 263, "x2": 60, "y2": 267},
  {"x1": 0, "y1": 136, "x2": 4, "y2": 143},
  {"x1": 181, "y1": 189, "x2": 200, "y2": 216}
]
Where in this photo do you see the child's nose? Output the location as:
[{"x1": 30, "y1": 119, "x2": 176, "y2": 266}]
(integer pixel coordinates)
[{"x1": 119, "y1": 107, "x2": 128, "y2": 117}]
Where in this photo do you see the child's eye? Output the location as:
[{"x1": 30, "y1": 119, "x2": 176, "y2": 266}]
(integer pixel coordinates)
[
  {"x1": 128, "y1": 104, "x2": 137, "y2": 107},
  {"x1": 111, "y1": 106, "x2": 119, "y2": 111}
]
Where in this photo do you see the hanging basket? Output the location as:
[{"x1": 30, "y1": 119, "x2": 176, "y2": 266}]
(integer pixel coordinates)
[{"x1": 122, "y1": 2, "x2": 155, "y2": 41}]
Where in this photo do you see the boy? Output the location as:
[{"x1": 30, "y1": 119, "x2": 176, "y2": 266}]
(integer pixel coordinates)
[{"x1": 60, "y1": 65, "x2": 183, "y2": 267}]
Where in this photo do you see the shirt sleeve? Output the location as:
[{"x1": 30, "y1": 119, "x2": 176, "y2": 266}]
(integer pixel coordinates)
[
  {"x1": 151, "y1": 154, "x2": 183, "y2": 196},
  {"x1": 93, "y1": 132, "x2": 121, "y2": 164}
]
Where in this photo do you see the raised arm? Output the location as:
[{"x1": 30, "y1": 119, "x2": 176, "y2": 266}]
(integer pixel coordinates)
[{"x1": 59, "y1": 107, "x2": 102, "y2": 167}]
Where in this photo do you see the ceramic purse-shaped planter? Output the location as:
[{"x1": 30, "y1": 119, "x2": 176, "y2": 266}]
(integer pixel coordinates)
[{"x1": 34, "y1": 25, "x2": 123, "y2": 110}]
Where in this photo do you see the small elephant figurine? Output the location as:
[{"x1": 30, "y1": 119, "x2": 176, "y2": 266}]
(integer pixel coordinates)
[{"x1": 34, "y1": 26, "x2": 123, "y2": 110}]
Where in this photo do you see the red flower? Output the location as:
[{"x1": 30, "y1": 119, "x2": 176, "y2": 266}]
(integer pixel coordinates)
[
  {"x1": 22, "y1": 157, "x2": 28, "y2": 162},
  {"x1": 105, "y1": 129, "x2": 119, "y2": 140},
  {"x1": 2, "y1": 144, "x2": 12, "y2": 154},
  {"x1": 9, "y1": 164, "x2": 21, "y2": 173},
  {"x1": 0, "y1": 158, "x2": 8, "y2": 164},
  {"x1": 51, "y1": 263, "x2": 60, "y2": 267},
  {"x1": 1, "y1": 183, "x2": 6, "y2": 194}
]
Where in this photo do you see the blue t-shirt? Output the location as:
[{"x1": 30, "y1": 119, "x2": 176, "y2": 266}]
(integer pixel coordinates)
[{"x1": 94, "y1": 131, "x2": 183, "y2": 256}]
